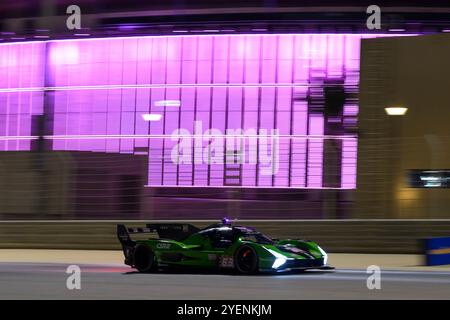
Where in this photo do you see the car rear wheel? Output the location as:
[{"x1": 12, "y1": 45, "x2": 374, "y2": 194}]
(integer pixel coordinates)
[
  {"x1": 234, "y1": 245, "x2": 258, "y2": 274},
  {"x1": 133, "y1": 244, "x2": 157, "y2": 273}
]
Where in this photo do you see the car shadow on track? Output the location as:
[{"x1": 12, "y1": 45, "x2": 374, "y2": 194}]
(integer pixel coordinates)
[{"x1": 122, "y1": 268, "x2": 335, "y2": 277}]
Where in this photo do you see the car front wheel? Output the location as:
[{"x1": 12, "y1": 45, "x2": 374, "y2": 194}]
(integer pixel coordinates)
[{"x1": 234, "y1": 245, "x2": 258, "y2": 274}]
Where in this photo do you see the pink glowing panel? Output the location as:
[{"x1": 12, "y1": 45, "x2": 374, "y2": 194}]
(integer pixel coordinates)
[
  {"x1": 189, "y1": 37, "x2": 212, "y2": 186},
  {"x1": 344, "y1": 35, "x2": 362, "y2": 71},
  {"x1": 341, "y1": 138, "x2": 358, "y2": 189},
  {"x1": 0, "y1": 42, "x2": 46, "y2": 151},
  {"x1": 343, "y1": 104, "x2": 358, "y2": 116},
  {"x1": 327, "y1": 35, "x2": 345, "y2": 78},
  {"x1": 307, "y1": 115, "x2": 324, "y2": 188}
]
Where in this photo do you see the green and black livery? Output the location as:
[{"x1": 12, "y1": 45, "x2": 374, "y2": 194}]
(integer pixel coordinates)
[{"x1": 117, "y1": 218, "x2": 333, "y2": 274}]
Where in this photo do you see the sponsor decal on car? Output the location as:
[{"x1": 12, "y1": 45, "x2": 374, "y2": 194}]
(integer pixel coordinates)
[
  {"x1": 219, "y1": 255, "x2": 234, "y2": 268},
  {"x1": 156, "y1": 243, "x2": 171, "y2": 249}
]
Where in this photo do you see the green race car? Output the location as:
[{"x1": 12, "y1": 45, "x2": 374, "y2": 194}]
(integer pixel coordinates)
[{"x1": 117, "y1": 218, "x2": 333, "y2": 274}]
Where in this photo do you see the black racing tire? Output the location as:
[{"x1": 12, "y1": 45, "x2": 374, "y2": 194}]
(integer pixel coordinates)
[
  {"x1": 234, "y1": 245, "x2": 259, "y2": 274},
  {"x1": 133, "y1": 244, "x2": 157, "y2": 273}
]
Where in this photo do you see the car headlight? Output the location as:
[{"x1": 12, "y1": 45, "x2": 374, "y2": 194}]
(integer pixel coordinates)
[
  {"x1": 317, "y1": 246, "x2": 328, "y2": 265},
  {"x1": 266, "y1": 248, "x2": 288, "y2": 269}
]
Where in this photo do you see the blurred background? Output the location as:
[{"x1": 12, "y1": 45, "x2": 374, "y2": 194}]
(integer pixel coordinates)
[
  {"x1": 2, "y1": 4, "x2": 450, "y2": 303},
  {"x1": 1, "y1": 1, "x2": 450, "y2": 253}
]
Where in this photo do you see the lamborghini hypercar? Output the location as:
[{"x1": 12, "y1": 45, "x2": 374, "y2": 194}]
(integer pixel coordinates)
[{"x1": 117, "y1": 218, "x2": 333, "y2": 274}]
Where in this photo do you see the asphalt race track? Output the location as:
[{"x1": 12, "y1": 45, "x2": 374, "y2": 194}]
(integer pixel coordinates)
[{"x1": 1, "y1": 262, "x2": 450, "y2": 299}]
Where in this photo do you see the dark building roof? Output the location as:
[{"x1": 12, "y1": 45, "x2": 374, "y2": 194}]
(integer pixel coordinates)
[{"x1": 1, "y1": 1, "x2": 450, "y2": 42}]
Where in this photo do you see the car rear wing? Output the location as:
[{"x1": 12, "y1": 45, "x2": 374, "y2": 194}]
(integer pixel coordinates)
[{"x1": 117, "y1": 223, "x2": 200, "y2": 245}]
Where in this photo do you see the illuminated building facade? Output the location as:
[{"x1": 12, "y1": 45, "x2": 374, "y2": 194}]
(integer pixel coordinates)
[{"x1": 0, "y1": 34, "x2": 397, "y2": 190}]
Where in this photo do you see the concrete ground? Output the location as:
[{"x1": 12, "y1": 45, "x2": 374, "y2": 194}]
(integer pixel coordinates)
[
  {"x1": 0, "y1": 249, "x2": 448, "y2": 272},
  {"x1": 0, "y1": 250, "x2": 450, "y2": 299}
]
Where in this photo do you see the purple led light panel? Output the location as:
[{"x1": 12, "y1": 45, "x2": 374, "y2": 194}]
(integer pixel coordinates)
[{"x1": 0, "y1": 34, "x2": 398, "y2": 189}]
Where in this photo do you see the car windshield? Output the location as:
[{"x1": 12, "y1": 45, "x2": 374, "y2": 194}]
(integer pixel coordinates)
[{"x1": 240, "y1": 232, "x2": 274, "y2": 245}]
